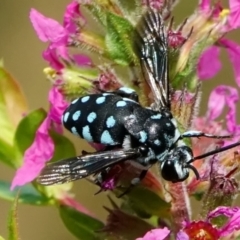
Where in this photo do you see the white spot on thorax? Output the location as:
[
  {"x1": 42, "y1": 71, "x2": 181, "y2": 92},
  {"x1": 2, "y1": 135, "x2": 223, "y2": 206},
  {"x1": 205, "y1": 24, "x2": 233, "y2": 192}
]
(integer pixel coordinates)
[
  {"x1": 154, "y1": 139, "x2": 161, "y2": 146},
  {"x1": 139, "y1": 130, "x2": 148, "y2": 143},
  {"x1": 151, "y1": 114, "x2": 161, "y2": 119},
  {"x1": 119, "y1": 87, "x2": 135, "y2": 94},
  {"x1": 116, "y1": 101, "x2": 127, "y2": 107}
]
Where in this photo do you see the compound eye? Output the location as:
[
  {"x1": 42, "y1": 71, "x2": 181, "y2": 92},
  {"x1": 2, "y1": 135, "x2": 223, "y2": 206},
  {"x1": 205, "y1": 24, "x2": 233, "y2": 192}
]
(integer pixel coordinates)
[{"x1": 160, "y1": 160, "x2": 189, "y2": 182}]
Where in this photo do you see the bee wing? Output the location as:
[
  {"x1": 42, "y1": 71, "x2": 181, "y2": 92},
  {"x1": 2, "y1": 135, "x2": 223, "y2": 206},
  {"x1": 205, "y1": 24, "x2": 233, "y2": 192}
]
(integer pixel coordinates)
[
  {"x1": 37, "y1": 148, "x2": 140, "y2": 185},
  {"x1": 135, "y1": 10, "x2": 170, "y2": 110}
]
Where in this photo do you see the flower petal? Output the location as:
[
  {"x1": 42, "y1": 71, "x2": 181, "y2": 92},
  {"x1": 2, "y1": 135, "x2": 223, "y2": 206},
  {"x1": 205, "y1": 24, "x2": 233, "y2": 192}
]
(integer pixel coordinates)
[
  {"x1": 206, "y1": 85, "x2": 239, "y2": 134},
  {"x1": 136, "y1": 228, "x2": 170, "y2": 240},
  {"x1": 208, "y1": 206, "x2": 240, "y2": 237},
  {"x1": 11, "y1": 88, "x2": 68, "y2": 189},
  {"x1": 43, "y1": 47, "x2": 64, "y2": 71},
  {"x1": 11, "y1": 117, "x2": 54, "y2": 189},
  {"x1": 48, "y1": 86, "x2": 68, "y2": 133},
  {"x1": 199, "y1": 0, "x2": 211, "y2": 13},
  {"x1": 228, "y1": 0, "x2": 240, "y2": 30},
  {"x1": 30, "y1": 8, "x2": 67, "y2": 44},
  {"x1": 63, "y1": 1, "x2": 84, "y2": 34},
  {"x1": 197, "y1": 46, "x2": 222, "y2": 80},
  {"x1": 176, "y1": 230, "x2": 190, "y2": 240},
  {"x1": 220, "y1": 39, "x2": 240, "y2": 87},
  {"x1": 73, "y1": 54, "x2": 92, "y2": 66}
]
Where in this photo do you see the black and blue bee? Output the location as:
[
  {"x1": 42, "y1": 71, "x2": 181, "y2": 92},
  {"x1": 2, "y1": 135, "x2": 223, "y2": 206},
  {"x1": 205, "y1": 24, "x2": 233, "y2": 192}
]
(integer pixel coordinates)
[{"x1": 38, "y1": 10, "x2": 239, "y2": 188}]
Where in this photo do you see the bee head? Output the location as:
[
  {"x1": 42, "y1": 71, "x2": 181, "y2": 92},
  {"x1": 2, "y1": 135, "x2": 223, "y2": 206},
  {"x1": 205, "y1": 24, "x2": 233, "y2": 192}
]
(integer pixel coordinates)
[{"x1": 160, "y1": 146, "x2": 199, "y2": 182}]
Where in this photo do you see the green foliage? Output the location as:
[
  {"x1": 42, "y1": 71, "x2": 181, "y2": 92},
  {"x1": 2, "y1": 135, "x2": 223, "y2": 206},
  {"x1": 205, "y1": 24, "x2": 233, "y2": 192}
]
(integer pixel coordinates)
[
  {"x1": 14, "y1": 108, "x2": 46, "y2": 156},
  {"x1": 126, "y1": 186, "x2": 171, "y2": 218},
  {"x1": 0, "y1": 66, "x2": 28, "y2": 168},
  {"x1": 0, "y1": 180, "x2": 50, "y2": 205},
  {"x1": 49, "y1": 130, "x2": 76, "y2": 163},
  {"x1": 105, "y1": 12, "x2": 136, "y2": 66},
  {"x1": 0, "y1": 138, "x2": 19, "y2": 168},
  {"x1": 59, "y1": 205, "x2": 105, "y2": 240}
]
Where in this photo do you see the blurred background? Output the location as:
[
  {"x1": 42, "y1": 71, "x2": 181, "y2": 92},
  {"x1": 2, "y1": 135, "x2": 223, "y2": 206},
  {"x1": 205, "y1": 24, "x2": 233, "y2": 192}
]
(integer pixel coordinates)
[{"x1": 0, "y1": 0, "x2": 239, "y2": 239}]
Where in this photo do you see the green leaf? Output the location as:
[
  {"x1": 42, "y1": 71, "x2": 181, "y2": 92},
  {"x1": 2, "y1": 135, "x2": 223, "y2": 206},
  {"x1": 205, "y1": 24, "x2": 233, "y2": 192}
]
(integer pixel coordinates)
[
  {"x1": 8, "y1": 192, "x2": 20, "y2": 240},
  {"x1": 126, "y1": 186, "x2": 171, "y2": 218},
  {"x1": 49, "y1": 130, "x2": 76, "y2": 162},
  {"x1": 105, "y1": 12, "x2": 136, "y2": 65},
  {"x1": 59, "y1": 205, "x2": 105, "y2": 240},
  {"x1": 14, "y1": 108, "x2": 46, "y2": 155},
  {"x1": 0, "y1": 180, "x2": 51, "y2": 205},
  {"x1": 0, "y1": 66, "x2": 28, "y2": 128},
  {"x1": 0, "y1": 236, "x2": 6, "y2": 240},
  {"x1": 0, "y1": 67, "x2": 29, "y2": 167},
  {"x1": 0, "y1": 137, "x2": 19, "y2": 168}
]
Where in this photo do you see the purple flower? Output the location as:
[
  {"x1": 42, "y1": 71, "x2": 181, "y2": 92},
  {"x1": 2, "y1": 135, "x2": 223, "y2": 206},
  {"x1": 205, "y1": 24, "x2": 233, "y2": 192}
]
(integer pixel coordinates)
[{"x1": 11, "y1": 87, "x2": 68, "y2": 189}]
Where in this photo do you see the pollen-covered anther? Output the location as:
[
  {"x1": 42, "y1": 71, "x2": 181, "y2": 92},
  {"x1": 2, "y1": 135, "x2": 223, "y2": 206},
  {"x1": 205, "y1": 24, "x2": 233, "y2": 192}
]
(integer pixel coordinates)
[{"x1": 183, "y1": 221, "x2": 220, "y2": 240}]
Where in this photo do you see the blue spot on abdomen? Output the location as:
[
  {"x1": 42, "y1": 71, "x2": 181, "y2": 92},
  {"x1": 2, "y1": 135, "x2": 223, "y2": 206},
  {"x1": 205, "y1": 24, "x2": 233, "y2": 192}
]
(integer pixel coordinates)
[
  {"x1": 106, "y1": 116, "x2": 116, "y2": 128},
  {"x1": 87, "y1": 112, "x2": 97, "y2": 123},
  {"x1": 72, "y1": 110, "x2": 81, "y2": 121},
  {"x1": 81, "y1": 96, "x2": 90, "y2": 103},
  {"x1": 82, "y1": 125, "x2": 93, "y2": 142},
  {"x1": 100, "y1": 130, "x2": 115, "y2": 145},
  {"x1": 96, "y1": 96, "x2": 106, "y2": 104}
]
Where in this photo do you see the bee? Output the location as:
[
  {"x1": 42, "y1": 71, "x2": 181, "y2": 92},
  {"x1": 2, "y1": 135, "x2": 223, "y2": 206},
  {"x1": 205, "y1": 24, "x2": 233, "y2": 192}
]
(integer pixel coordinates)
[{"x1": 38, "y1": 10, "x2": 237, "y2": 189}]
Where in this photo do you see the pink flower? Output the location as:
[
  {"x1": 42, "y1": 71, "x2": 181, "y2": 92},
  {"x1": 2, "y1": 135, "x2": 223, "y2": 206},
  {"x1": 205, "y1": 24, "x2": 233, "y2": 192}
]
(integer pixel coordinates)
[
  {"x1": 197, "y1": 46, "x2": 222, "y2": 79},
  {"x1": 137, "y1": 206, "x2": 240, "y2": 239},
  {"x1": 136, "y1": 227, "x2": 170, "y2": 240},
  {"x1": 199, "y1": 0, "x2": 211, "y2": 13},
  {"x1": 228, "y1": 0, "x2": 240, "y2": 30},
  {"x1": 220, "y1": 39, "x2": 240, "y2": 87},
  {"x1": 206, "y1": 85, "x2": 240, "y2": 134},
  {"x1": 197, "y1": 0, "x2": 240, "y2": 85},
  {"x1": 11, "y1": 87, "x2": 68, "y2": 189},
  {"x1": 207, "y1": 206, "x2": 240, "y2": 237},
  {"x1": 63, "y1": 1, "x2": 84, "y2": 34},
  {"x1": 30, "y1": 1, "x2": 88, "y2": 70},
  {"x1": 30, "y1": 8, "x2": 68, "y2": 69}
]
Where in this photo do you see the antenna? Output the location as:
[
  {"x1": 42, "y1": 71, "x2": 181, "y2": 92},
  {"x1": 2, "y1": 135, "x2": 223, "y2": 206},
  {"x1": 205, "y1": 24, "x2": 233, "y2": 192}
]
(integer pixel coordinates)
[{"x1": 188, "y1": 140, "x2": 240, "y2": 164}]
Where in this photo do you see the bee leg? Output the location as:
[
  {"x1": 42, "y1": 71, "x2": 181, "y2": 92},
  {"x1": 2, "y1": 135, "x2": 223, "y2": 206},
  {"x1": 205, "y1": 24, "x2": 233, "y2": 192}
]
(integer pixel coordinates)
[{"x1": 117, "y1": 169, "x2": 148, "y2": 198}]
